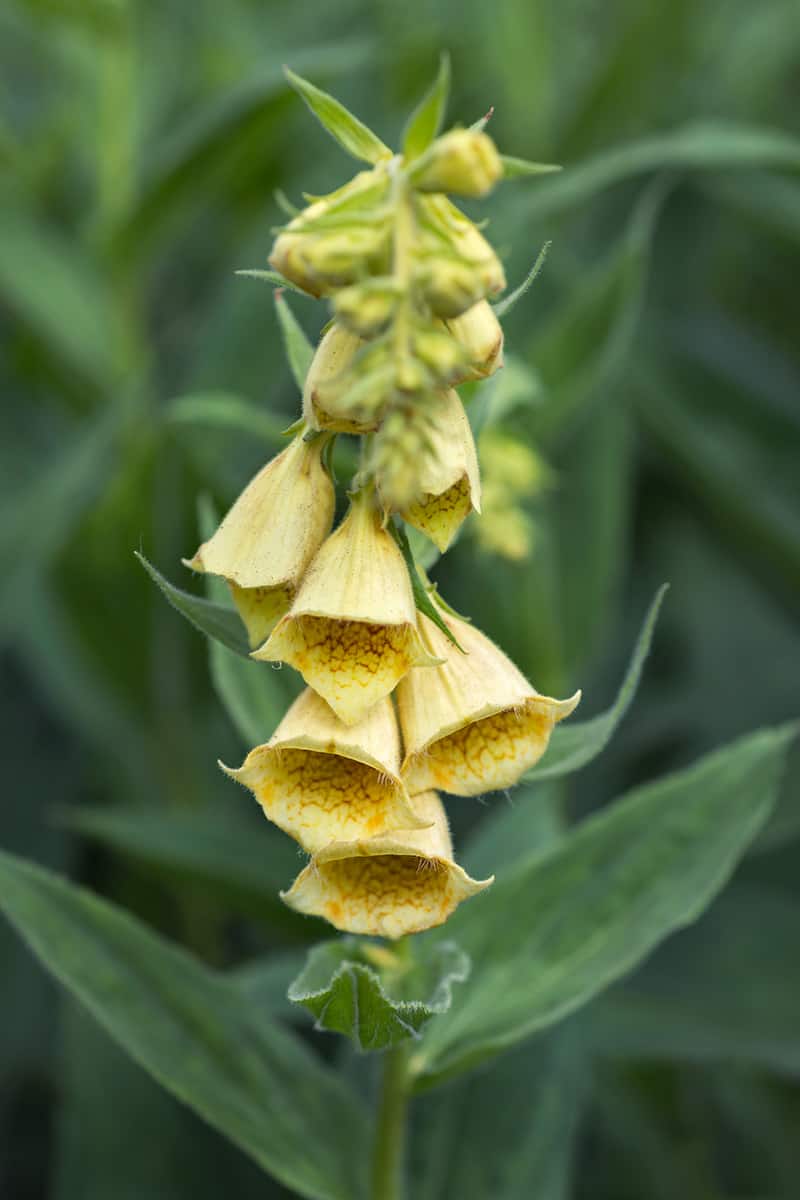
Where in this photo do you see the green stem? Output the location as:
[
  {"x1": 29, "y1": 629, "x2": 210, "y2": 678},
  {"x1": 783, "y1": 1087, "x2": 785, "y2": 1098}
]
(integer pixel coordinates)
[{"x1": 371, "y1": 1042, "x2": 411, "y2": 1200}]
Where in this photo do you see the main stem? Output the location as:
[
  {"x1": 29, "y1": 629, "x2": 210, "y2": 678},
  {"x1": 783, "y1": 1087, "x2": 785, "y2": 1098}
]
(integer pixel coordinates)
[{"x1": 371, "y1": 1042, "x2": 411, "y2": 1200}]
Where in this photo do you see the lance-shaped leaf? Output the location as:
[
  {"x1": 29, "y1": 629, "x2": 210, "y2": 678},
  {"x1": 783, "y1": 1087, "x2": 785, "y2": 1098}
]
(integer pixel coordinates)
[
  {"x1": 164, "y1": 391, "x2": 289, "y2": 446},
  {"x1": 0, "y1": 850, "x2": 369, "y2": 1200},
  {"x1": 236, "y1": 267, "x2": 308, "y2": 294},
  {"x1": 135, "y1": 552, "x2": 250, "y2": 658},
  {"x1": 501, "y1": 154, "x2": 562, "y2": 179},
  {"x1": 493, "y1": 242, "x2": 550, "y2": 319},
  {"x1": 410, "y1": 723, "x2": 796, "y2": 1087},
  {"x1": 402, "y1": 53, "x2": 451, "y2": 161},
  {"x1": 289, "y1": 937, "x2": 470, "y2": 1051},
  {"x1": 284, "y1": 67, "x2": 391, "y2": 164},
  {"x1": 274, "y1": 290, "x2": 314, "y2": 390},
  {"x1": 525, "y1": 584, "x2": 668, "y2": 782}
]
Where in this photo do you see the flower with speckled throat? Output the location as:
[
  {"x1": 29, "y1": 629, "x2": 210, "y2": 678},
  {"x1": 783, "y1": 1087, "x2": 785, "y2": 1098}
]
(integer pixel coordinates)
[
  {"x1": 220, "y1": 687, "x2": 427, "y2": 854},
  {"x1": 184, "y1": 435, "x2": 335, "y2": 649},
  {"x1": 397, "y1": 603, "x2": 580, "y2": 797},
  {"x1": 281, "y1": 791, "x2": 492, "y2": 939},
  {"x1": 252, "y1": 488, "x2": 439, "y2": 725}
]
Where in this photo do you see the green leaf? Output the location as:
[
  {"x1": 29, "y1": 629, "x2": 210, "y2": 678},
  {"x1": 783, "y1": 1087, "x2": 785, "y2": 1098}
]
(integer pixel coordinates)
[
  {"x1": 196, "y1": 496, "x2": 301, "y2": 746},
  {"x1": 136, "y1": 552, "x2": 250, "y2": 658},
  {"x1": 289, "y1": 938, "x2": 470, "y2": 1051},
  {"x1": 525, "y1": 584, "x2": 668, "y2": 782},
  {"x1": 411, "y1": 1034, "x2": 583, "y2": 1200},
  {"x1": 411, "y1": 723, "x2": 796, "y2": 1086},
  {"x1": 492, "y1": 241, "x2": 550, "y2": 319},
  {"x1": 464, "y1": 782, "x2": 566, "y2": 880},
  {"x1": 284, "y1": 66, "x2": 391, "y2": 164},
  {"x1": 391, "y1": 522, "x2": 464, "y2": 651},
  {"x1": 236, "y1": 268, "x2": 308, "y2": 294},
  {"x1": 55, "y1": 805, "x2": 309, "y2": 934},
  {"x1": 0, "y1": 850, "x2": 368, "y2": 1200},
  {"x1": 165, "y1": 392, "x2": 289, "y2": 447},
  {"x1": 274, "y1": 290, "x2": 315, "y2": 391},
  {"x1": 402, "y1": 53, "x2": 450, "y2": 161},
  {"x1": 515, "y1": 121, "x2": 800, "y2": 225},
  {"x1": 501, "y1": 154, "x2": 562, "y2": 179},
  {"x1": 586, "y1": 885, "x2": 800, "y2": 1077}
]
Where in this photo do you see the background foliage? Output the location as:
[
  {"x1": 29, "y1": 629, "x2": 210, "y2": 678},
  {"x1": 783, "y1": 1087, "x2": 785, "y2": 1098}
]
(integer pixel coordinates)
[{"x1": 2, "y1": 1, "x2": 799, "y2": 1197}]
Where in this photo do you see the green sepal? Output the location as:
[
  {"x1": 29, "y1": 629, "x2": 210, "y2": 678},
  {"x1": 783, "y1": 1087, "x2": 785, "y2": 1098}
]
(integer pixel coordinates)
[
  {"x1": 493, "y1": 241, "x2": 551, "y2": 319},
  {"x1": 234, "y1": 268, "x2": 308, "y2": 295},
  {"x1": 289, "y1": 937, "x2": 470, "y2": 1051},
  {"x1": 274, "y1": 290, "x2": 314, "y2": 391},
  {"x1": 136, "y1": 552, "x2": 250, "y2": 658},
  {"x1": 402, "y1": 52, "x2": 451, "y2": 161},
  {"x1": 284, "y1": 66, "x2": 392, "y2": 164},
  {"x1": 501, "y1": 154, "x2": 562, "y2": 179},
  {"x1": 390, "y1": 521, "x2": 464, "y2": 651},
  {"x1": 469, "y1": 107, "x2": 494, "y2": 133}
]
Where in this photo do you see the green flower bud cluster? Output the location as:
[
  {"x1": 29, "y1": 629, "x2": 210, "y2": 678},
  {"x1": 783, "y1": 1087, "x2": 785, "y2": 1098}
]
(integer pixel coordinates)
[{"x1": 270, "y1": 125, "x2": 508, "y2": 511}]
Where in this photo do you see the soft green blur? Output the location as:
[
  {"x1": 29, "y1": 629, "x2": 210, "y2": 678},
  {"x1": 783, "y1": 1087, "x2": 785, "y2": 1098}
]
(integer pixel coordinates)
[{"x1": 1, "y1": 1, "x2": 799, "y2": 1197}]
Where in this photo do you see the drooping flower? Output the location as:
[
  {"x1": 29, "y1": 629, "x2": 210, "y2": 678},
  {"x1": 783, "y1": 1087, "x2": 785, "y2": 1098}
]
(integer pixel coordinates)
[
  {"x1": 398, "y1": 605, "x2": 580, "y2": 796},
  {"x1": 184, "y1": 435, "x2": 335, "y2": 648},
  {"x1": 281, "y1": 791, "x2": 492, "y2": 938},
  {"x1": 253, "y1": 489, "x2": 439, "y2": 725},
  {"x1": 220, "y1": 688, "x2": 427, "y2": 854},
  {"x1": 399, "y1": 389, "x2": 481, "y2": 552},
  {"x1": 445, "y1": 300, "x2": 504, "y2": 380},
  {"x1": 302, "y1": 323, "x2": 374, "y2": 433}
]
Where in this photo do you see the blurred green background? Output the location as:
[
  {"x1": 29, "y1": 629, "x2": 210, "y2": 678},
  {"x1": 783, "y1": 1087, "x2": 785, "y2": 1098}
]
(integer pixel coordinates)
[{"x1": 2, "y1": 0, "x2": 799, "y2": 1196}]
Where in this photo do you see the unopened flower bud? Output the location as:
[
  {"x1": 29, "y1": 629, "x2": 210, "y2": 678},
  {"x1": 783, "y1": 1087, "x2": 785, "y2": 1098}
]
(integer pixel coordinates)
[
  {"x1": 270, "y1": 170, "x2": 391, "y2": 296},
  {"x1": 253, "y1": 490, "x2": 439, "y2": 725},
  {"x1": 411, "y1": 327, "x2": 468, "y2": 386},
  {"x1": 221, "y1": 688, "x2": 427, "y2": 854},
  {"x1": 410, "y1": 129, "x2": 503, "y2": 198},
  {"x1": 415, "y1": 196, "x2": 506, "y2": 316},
  {"x1": 333, "y1": 278, "x2": 400, "y2": 336},
  {"x1": 184, "y1": 436, "x2": 334, "y2": 648},
  {"x1": 445, "y1": 300, "x2": 504, "y2": 380},
  {"x1": 303, "y1": 323, "x2": 374, "y2": 433},
  {"x1": 401, "y1": 390, "x2": 481, "y2": 552},
  {"x1": 398, "y1": 605, "x2": 580, "y2": 796},
  {"x1": 281, "y1": 790, "x2": 492, "y2": 938}
]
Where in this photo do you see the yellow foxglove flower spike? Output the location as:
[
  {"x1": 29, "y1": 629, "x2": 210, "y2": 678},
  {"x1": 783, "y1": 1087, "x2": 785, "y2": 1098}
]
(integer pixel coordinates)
[
  {"x1": 282, "y1": 791, "x2": 492, "y2": 939},
  {"x1": 220, "y1": 688, "x2": 429, "y2": 854},
  {"x1": 184, "y1": 435, "x2": 335, "y2": 649},
  {"x1": 399, "y1": 389, "x2": 481, "y2": 552},
  {"x1": 253, "y1": 489, "x2": 440, "y2": 725},
  {"x1": 398, "y1": 606, "x2": 580, "y2": 796}
]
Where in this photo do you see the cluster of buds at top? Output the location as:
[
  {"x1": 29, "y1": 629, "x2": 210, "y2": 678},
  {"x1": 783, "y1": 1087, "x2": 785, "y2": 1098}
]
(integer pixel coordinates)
[{"x1": 184, "y1": 72, "x2": 578, "y2": 939}]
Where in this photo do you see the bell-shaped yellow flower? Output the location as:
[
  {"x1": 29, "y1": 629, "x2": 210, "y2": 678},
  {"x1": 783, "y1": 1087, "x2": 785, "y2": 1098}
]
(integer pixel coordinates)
[
  {"x1": 185, "y1": 435, "x2": 335, "y2": 648},
  {"x1": 398, "y1": 606, "x2": 580, "y2": 796},
  {"x1": 220, "y1": 688, "x2": 428, "y2": 854},
  {"x1": 281, "y1": 791, "x2": 492, "y2": 939},
  {"x1": 253, "y1": 490, "x2": 439, "y2": 725},
  {"x1": 400, "y1": 390, "x2": 481, "y2": 552}
]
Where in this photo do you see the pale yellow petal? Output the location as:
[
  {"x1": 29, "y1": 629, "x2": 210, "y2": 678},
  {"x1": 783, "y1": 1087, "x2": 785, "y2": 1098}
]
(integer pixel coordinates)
[
  {"x1": 221, "y1": 690, "x2": 428, "y2": 853},
  {"x1": 254, "y1": 494, "x2": 438, "y2": 724},
  {"x1": 446, "y1": 300, "x2": 504, "y2": 380},
  {"x1": 228, "y1": 582, "x2": 292, "y2": 650},
  {"x1": 281, "y1": 791, "x2": 492, "y2": 938},
  {"x1": 303, "y1": 324, "x2": 373, "y2": 433},
  {"x1": 398, "y1": 609, "x2": 580, "y2": 795},
  {"x1": 185, "y1": 436, "x2": 335, "y2": 591},
  {"x1": 400, "y1": 390, "x2": 481, "y2": 551}
]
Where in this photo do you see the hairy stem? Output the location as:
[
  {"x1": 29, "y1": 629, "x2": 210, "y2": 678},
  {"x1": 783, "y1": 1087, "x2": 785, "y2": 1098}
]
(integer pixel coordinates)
[{"x1": 371, "y1": 1041, "x2": 411, "y2": 1200}]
